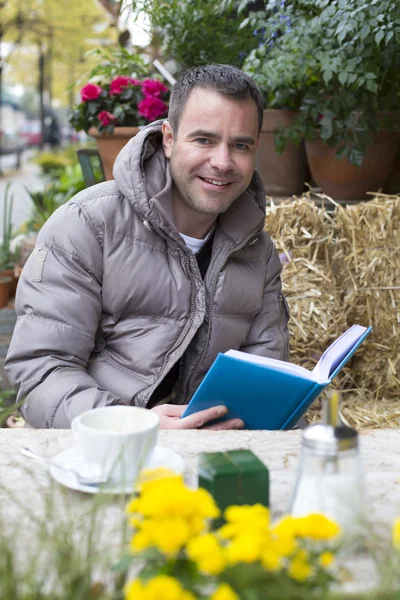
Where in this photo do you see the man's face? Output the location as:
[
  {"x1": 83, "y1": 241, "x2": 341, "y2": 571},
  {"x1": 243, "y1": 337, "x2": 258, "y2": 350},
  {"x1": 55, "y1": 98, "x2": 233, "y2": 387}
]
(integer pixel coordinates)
[{"x1": 162, "y1": 88, "x2": 259, "y2": 219}]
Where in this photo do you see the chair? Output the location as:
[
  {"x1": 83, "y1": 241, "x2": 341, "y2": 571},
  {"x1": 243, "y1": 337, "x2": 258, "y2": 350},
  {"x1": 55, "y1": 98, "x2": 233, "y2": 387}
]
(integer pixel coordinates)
[{"x1": 77, "y1": 149, "x2": 105, "y2": 188}]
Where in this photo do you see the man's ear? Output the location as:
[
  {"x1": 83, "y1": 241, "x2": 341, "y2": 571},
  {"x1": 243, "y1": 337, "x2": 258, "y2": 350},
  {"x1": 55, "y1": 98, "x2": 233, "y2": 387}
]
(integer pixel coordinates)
[{"x1": 162, "y1": 120, "x2": 174, "y2": 158}]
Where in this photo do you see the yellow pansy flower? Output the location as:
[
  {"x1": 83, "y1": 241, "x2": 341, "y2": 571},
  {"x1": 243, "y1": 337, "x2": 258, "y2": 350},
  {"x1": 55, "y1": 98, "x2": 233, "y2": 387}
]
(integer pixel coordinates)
[
  {"x1": 224, "y1": 504, "x2": 270, "y2": 527},
  {"x1": 272, "y1": 516, "x2": 296, "y2": 538},
  {"x1": 288, "y1": 557, "x2": 313, "y2": 582},
  {"x1": 131, "y1": 517, "x2": 191, "y2": 555},
  {"x1": 293, "y1": 514, "x2": 341, "y2": 540},
  {"x1": 152, "y1": 518, "x2": 191, "y2": 554},
  {"x1": 130, "y1": 524, "x2": 155, "y2": 552},
  {"x1": 127, "y1": 477, "x2": 219, "y2": 522},
  {"x1": 319, "y1": 551, "x2": 335, "y2": 567},
  {"x1": 219, "y1": 505, "x2": 270, "y2": 542},
  {"x1": 187, "y1": 533, "x2": 226, "y2": 574},
  {"x1": 225, "y1": 532, "x2": 264, "y2": 564},
  {"x1": 274, "y1": 537, "x2": 297, "y2": 557},
  {"x1": 125, "y1": 576, "x2": 196, "y2": 600},
  {"x1": 145, "y1": 575, "x2": 196, "y2": 600},
  {"x1": 295, "y1": 548, "x2": 309, "y2": 562},
  {"x1": 260, "y1": 547, "x2": 282, "y2": 571},
  {"x1": 124, "y1": 579, "x2": 146, "y2": 600},
  {"x1": 393, "y1": 518, "x2": 400, "y2": 548},
  {"x1": 210, "y1": 582, "x2": 240, "y2": 600}
]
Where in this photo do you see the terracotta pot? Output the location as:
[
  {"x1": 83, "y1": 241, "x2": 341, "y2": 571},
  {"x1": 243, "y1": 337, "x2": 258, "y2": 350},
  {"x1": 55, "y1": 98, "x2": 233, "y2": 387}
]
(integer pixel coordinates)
[
  {"x1": 0, "y1": 276, "x2": 11, "y2": 308},
  {"x1": 88, "y1": 127, "x2": 140, "y2": 180},
  {"x1": 0, "y1": 269, "x2": 18, "y2": 297},
  {"x1": 385, "y1": 147, "x2": 400, "y2": 194},
  {"x1": 256, "y1": 109, "x2": 309, "y2": 196},
  {"x1": 305, "y1": 114, "x2": 400, "y2": 200}
]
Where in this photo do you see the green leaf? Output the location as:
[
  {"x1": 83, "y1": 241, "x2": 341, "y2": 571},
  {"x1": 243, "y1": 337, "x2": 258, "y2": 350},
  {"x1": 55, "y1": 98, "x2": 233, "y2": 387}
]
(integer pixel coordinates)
[
  {"x1": 112, "y1": 554, "x2": 134, "y2": 573},
  {"x1": 386, "y1": 30, "x2": 394, "y2": 42},
  {"x1": 87, "y1": 102, "x2": 99, "y2": 116},
  {"x1": 335, "y1": 144, "x2": 348, "y2": 160},
  {"x1": 338, "y1": 71, "x2": 348, "y2": 85},
  {"x1": 360, "y1": 24, "x2": 370, "y2": 39},
  {"x1": 375, "y1": 29, "x2": 385, "y2": 44},
  {"x1": 323, "y1": 70, "x2": 333, "y2": 84},
  {"x1": 348, "y1": 148, "x2": 364, "y2": 166},
  {"x1": 366, "y1": 79, "x2": 378, "y2": 93},
  {"x1": 120, "y1": 89, "x2": 133, "y2": 100},
  {"x1": 113, "y1": 105, "x2": 125, "y2": 118}
]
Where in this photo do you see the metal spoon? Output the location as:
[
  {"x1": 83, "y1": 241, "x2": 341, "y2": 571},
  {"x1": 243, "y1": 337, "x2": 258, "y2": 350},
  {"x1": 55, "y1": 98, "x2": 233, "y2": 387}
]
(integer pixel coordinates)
[{"x1": 20, "y1": 446, "x2": 109, "y2": 487}]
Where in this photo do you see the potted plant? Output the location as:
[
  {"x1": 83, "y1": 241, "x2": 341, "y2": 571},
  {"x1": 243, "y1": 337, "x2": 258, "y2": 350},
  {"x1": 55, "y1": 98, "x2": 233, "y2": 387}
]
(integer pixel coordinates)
[
  {"x1": 69, "y1": 47, "x2": 170, "y2": 179},
  {"x1": 243, "y1": 0, "x2": 400, "y2": 200},
  {"x1": 240, "y1": 5, "x2": 309, "y2": 196}
]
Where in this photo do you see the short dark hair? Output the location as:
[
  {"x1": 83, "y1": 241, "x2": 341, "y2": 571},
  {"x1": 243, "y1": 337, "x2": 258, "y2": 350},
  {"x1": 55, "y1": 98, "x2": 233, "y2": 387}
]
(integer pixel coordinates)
[{"x1": 167, "y1": 64, "x2": 264, "y2": 134}]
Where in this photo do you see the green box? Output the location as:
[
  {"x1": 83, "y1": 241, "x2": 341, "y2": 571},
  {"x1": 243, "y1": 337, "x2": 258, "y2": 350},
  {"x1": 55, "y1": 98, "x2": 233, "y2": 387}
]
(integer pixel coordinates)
[{"x1": 198, "y1": 449, "x2": 269, "y2": 516}]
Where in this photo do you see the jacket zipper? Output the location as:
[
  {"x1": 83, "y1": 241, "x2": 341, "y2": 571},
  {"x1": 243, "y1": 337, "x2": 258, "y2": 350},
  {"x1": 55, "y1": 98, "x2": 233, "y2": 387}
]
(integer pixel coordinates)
[
  {"x1": 132, "y1": 247, "x2": 199, "y2": 405},
  {"x1": 185, "y1": 227, "x2": 262, "y2": 396}
]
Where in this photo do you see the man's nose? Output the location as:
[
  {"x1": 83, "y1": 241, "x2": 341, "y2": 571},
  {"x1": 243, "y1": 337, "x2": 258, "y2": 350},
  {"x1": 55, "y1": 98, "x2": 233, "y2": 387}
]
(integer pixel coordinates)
[{"x1": 209, "y1": 144, "x2": 233, "y2": 171}]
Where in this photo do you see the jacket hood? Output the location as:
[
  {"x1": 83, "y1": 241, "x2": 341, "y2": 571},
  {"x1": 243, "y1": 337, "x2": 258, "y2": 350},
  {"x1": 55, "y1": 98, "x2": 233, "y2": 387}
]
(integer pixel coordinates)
[{"x1": 113, "y1": 120, "x2": 267, "y2": 238}]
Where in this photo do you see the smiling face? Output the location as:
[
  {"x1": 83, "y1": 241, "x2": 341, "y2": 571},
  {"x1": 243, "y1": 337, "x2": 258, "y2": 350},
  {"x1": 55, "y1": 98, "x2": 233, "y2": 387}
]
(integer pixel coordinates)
[{"x1": 162, "y1": 88, "x2": 259, "y2": 238}]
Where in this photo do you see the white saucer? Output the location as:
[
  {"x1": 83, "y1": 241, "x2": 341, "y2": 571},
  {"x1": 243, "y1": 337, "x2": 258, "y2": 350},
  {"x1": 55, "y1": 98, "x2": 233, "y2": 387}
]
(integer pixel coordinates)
[{"x1": 50, "y1": 445, "x2": 185, "y2": 495}]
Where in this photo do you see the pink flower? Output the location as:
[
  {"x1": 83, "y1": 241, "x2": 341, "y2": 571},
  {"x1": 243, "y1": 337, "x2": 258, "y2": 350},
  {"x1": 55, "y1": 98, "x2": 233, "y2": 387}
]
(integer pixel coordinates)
[
  {"x1": 110, "y1": 76, "x2": 139, "y2": 95},
  {"x1": 80, "y1": 83, "x2": 102, "y2": 102},
  {"x1": 138, "y1": 96, "x2": 168, "y2": 122},
  {"x1": 141, "y1": 79, "x2": 169, "y2": 97},
  {"x1": 98, "y1": 111, "x2": 116, "y2": 126}
]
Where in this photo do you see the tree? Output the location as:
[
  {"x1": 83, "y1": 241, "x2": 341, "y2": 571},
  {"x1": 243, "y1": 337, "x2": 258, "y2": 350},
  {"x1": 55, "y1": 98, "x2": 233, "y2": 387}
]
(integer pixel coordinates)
[{"x1": 3, "y1": 0, "x2": 115, "y2": 112}]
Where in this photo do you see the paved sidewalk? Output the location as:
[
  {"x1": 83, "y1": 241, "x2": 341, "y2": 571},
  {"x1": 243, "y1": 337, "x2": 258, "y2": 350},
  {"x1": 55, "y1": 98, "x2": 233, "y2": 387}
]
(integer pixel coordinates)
[{"x1": 1, "y1": 152, "x2": 44, "y2": 390}]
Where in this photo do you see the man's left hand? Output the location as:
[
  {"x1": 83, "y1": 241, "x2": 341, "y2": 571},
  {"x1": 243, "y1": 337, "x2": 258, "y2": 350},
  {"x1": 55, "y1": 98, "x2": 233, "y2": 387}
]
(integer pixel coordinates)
[{"x1": 151, "y1": 403, "x2": 244, "y2": 430}]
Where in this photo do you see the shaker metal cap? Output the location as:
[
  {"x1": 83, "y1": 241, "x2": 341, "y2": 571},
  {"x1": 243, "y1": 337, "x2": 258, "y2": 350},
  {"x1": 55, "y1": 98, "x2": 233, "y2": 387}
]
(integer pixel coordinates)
[{"x1": 302, "y1": 424, "x2": 358, "y2": 454}]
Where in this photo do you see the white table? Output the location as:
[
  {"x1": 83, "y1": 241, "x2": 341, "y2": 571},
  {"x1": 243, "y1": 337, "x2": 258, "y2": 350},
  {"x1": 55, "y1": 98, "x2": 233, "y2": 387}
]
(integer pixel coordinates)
[{"x1": 1, "y1": 429, "x2": 399, "y2": 591}]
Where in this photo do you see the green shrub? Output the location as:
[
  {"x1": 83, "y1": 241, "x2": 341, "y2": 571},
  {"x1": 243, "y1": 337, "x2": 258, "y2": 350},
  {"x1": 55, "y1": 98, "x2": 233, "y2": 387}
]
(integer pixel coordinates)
[
  {"x1": 35, "y1": 153, "x2": 71, "y2": 177},
  {"x1": 130, "y1": 0, "x2": 258, "y2": 71}
]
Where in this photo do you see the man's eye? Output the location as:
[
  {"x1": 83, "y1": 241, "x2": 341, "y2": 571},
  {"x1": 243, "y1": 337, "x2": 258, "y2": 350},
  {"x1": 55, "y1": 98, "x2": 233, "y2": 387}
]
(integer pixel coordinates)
[
  {"x1": 195, "y1": 138, "x2": 210, "y2": 145},
  {"x1": 234, "y1": 143, "x2": 249, "y2": 151}
]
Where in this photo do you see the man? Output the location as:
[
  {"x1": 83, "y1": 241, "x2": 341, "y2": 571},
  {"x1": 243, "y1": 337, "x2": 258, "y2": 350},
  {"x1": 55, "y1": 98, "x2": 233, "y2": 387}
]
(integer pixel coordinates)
[{"x1": 5, "y1": 64, "x2": 289, "y2": 429}]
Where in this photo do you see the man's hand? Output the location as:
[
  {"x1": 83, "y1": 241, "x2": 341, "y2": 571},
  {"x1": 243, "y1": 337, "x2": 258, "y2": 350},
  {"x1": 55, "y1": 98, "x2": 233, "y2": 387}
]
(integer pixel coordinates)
[{"x1": 151, "y1": 404, "x2": 244, "y2": 430}]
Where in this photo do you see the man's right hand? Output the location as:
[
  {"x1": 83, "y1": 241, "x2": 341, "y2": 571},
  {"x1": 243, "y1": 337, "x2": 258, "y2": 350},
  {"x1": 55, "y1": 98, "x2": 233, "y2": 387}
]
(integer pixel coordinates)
[{"x1": 151, "y1": 404, "x2": 244, "y2": 430}]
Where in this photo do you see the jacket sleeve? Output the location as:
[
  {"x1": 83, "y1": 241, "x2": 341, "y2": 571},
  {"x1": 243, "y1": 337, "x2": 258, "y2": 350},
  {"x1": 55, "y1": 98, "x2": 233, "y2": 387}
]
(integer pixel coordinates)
[
  {"x1": 239, "y1": 241, "x2": 290, "y2": 361},
  {"x1": 4, "y1": 201, "x2": 123, "y2": 429}
]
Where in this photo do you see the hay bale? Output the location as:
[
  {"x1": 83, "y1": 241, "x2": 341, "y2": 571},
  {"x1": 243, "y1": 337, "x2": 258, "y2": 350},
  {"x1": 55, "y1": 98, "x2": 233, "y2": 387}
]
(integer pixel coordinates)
[
  {"x1": 265, "y1": 194, "x2": 400, "y2": 429},
  {"x1": 265, "y1": 198, "x2": 348, "y2": 372},
  {"x1": 331, "y1": 195, "x2": 400, "y2": 401}
]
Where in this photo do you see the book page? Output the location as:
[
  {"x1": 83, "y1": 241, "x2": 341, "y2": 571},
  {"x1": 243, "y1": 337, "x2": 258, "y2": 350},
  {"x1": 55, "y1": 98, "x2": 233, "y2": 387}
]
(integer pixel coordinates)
[
  {"x1": 312, "y1": 324, "x2": 368, "y2": 381},
  {"x1": 225, "y1": 350, "x2": 317, "y2": 381}
]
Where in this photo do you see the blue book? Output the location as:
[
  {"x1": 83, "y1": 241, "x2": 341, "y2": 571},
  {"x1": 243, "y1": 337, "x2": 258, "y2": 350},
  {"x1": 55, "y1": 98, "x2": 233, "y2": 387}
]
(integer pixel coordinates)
[{"x1": 181, "y1": 324, "x2": 372, "y2": 430}]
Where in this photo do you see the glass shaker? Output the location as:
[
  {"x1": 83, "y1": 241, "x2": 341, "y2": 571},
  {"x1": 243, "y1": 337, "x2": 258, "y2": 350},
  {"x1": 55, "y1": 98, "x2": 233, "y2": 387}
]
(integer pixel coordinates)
[{"x1": 289, "y1": 395, "x2": 366, "y2": 539}]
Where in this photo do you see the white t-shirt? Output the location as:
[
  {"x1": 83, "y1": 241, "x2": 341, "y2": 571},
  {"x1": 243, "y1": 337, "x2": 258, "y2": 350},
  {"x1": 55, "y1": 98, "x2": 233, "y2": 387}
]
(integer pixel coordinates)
[{"x1": 180, "y1": 226, "x2": 215, "y2": 254}]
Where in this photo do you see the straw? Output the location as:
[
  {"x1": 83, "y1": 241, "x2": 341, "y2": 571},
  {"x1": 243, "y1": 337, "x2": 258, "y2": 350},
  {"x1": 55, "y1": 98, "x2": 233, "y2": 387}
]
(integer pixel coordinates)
[{"x1": 264, "y1": 193, "x2": 400, "y2": 429}]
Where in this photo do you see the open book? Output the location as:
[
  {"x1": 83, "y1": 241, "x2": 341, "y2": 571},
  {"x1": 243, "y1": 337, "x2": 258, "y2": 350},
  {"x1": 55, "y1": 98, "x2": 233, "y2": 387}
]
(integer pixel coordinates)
[{"x1": 182, "y1": 324, "x2": 372, "y2": 430}]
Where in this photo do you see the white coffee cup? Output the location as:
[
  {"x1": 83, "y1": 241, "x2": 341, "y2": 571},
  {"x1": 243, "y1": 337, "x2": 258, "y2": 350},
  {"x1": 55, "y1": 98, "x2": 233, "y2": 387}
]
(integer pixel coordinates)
[{"x1": 71, "y1": 406, "x2": 159, "y2": 486}]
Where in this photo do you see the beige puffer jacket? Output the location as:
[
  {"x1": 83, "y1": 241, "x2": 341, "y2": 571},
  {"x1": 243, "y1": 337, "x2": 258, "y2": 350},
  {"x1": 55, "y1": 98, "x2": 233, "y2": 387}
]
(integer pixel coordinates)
[{"x1": 5, "y1": 121, "x2": 289, "y2": 428}]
